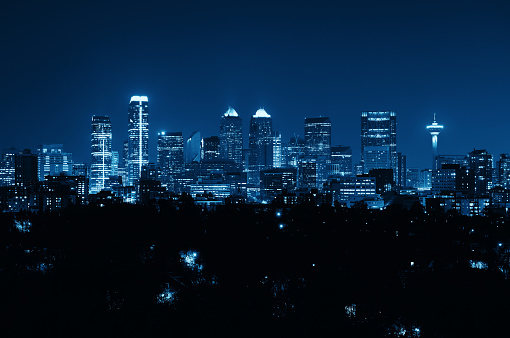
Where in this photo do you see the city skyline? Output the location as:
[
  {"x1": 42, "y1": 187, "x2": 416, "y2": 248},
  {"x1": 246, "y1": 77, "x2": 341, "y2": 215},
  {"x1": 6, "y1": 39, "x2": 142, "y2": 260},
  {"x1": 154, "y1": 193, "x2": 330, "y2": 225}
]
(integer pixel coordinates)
[{"x1": 1, "y1": 1, "x2": 509, "y2": 169}]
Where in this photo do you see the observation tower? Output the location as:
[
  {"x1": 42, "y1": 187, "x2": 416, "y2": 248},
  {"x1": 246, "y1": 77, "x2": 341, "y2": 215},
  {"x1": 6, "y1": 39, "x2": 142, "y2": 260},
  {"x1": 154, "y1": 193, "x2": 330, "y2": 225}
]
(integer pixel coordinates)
[{"x1": 426, "y1": 114, "x2": 444, "y2": 171}]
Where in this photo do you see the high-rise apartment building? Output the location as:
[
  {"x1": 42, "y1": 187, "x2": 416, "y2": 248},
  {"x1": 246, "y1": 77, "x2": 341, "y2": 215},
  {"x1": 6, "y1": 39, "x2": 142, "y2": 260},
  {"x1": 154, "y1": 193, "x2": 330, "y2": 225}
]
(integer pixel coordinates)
[
  {"x1": 249, "y1": 108, "x2": 273, "y2": 171},
  {"x1": 127, "y1": 96, "x2": 149, "y2": 186},
  {"x1": 304, "y1": 117, "x2": 331, "y2": 159},
  {"x1": 90, "y1": 116, "x2": 112, "y2": 194},
  {"x1": 219, "y1": 107, "x2": 243, "y2": 166},
  {"x1": 361, "y1": 111, "x2": 396, "y2": 171}
]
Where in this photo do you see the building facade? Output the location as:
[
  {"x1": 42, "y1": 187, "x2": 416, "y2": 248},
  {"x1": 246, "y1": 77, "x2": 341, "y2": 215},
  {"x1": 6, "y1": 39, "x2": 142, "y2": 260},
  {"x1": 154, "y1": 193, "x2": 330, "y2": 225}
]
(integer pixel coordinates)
[
  {"x1": 185, "y1": 131, "x2": 202, "y2": 163},
  {"x1": 37, "y1": 144, "x2": 73, "y2": 181},
  {"x1": 249, "y1": 108, "x2": 273, "y2": 171},
  {"x1": 304, "y1": 117, "x2": 331, "y2": 159},
  {"x1": 468, "y1": 149, "x2": 493, "y2": 196},
  {"x1": 331, "y1": 145, "x2": 352, "y2": 176},
  {"x1": 90, "y1": 116, "x2": 112, "y2": 194},
  {"x1": 127, "y1": 96, "x2": 149, "y2": 186},
  {"x1": 202, "y1": 136, "x2": 220, "y2": 161},
  {"x1": 361, "y1": 111, "x2": 396, "y2": 172},
  {"x1": 157, "y1": 132, "x2": 184, "y2": 187},
  {"x1": 219, "y1": 107, "x2": 243, "y2": 166},
  {"x1": 0, "y1": 148, "x2": 17, "y2": 187}
]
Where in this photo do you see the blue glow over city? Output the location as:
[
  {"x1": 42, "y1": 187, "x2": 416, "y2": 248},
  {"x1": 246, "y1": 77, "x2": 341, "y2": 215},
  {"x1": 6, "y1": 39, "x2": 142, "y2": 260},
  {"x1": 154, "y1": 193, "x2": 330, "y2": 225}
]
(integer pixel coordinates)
[{"x1": 1, "y1": 1, "x2": 510, "y2": 337}]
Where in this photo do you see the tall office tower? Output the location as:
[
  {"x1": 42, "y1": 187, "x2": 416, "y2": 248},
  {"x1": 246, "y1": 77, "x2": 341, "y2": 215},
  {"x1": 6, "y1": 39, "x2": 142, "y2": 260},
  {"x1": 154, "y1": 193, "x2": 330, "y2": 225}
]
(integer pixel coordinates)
[
  {"x1": 157, "y1": 132, "x2": 184, "y2": 186},
  {"x1": 361, "y1": 111, "x2": 396, "y2": 171},
  {"x1": 0, "y1": 148, "x2": 17, "y2": 186},
  {"x1": 426, "y1": 114, "x2": 444, "y2": 171},
  {"x1": 468, "y1": 149, "x2": 493, "y2": 196},
  {"x1": 219, "y1": 107, "x2": 243, "y2": 166},
  {"x1": 396, "y1": 152, "x2": 407, "y2": 187},
  {"x1": 15, "y1": 149, "x2": 38, "y2": 188},
  {"x1": 498, "y1": 154, "x2": 510, "y2": 189},
  {"x1": 185, "y1": 131, "x2": 202, "y2": 163},
  {"x1": 37, "y1": 144, "x2": 73, "y2": 181},
  {"x1": 122, "y1": 140, "x2": 129, "y2": 166},
  {"x1": 90, "y1": 116, "x2": 112, "y2": 194},
  {"x1": 202, "y1": 136, "x2": 220, "y2": 160},
  {"x1": 249, "y1": 108, "x2": 273, "y2": 171},
  {"x1": 298, "y1": 159, "x2": 317, "y2": 190},
  {"x1": 284, "y1": 136, "x2": 305, "y2": 169},
  {"x1": 111, "y1": 151, "x2": 119, "y2": 176},
  {"x1": 304, "y1": 117, "x2": 331, "y2": 159},
  {"x1": 127, "y1": 96, "x2": 149, "y2": 186},
  {"x1": 273, "y1": 131, "x2": 282, "y2": 168},
  {"x1": 363, "y1": 146, "x2": 391, "y2": 173},
  {"x1": 331, "y1": 145, "x2": 352, "y2": 176}
]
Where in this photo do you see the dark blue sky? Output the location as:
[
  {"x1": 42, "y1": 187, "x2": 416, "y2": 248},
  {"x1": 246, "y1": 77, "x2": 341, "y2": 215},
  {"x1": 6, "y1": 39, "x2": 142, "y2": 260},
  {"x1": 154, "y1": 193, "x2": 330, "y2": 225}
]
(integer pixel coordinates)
[{"x1": 1, "y1": 0, "x2": 509, "y2": 169}]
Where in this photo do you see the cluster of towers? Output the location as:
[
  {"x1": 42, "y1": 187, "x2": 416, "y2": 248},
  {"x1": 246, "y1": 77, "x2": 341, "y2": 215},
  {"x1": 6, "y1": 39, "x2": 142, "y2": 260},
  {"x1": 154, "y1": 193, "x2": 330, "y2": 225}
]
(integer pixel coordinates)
[
  {"x1": 73, "y1": 98, "x2": 454, "y2": 201},
  {"x1": 90, "y1": 96, "x2": 149, "y2": 194},
  {"x1": 8, "y1": 94, "x2": 510, "y2": 215},
  {"x1": 88, "y1": 97, "x2": 346, "y2": 199}
]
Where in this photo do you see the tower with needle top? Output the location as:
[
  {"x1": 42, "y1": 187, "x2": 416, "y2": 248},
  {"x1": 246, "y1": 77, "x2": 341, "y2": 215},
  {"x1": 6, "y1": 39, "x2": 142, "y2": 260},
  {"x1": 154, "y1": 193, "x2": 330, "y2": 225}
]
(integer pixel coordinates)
[{"x1": 426, "y1": 114, "x2": 443, "y2": 171}]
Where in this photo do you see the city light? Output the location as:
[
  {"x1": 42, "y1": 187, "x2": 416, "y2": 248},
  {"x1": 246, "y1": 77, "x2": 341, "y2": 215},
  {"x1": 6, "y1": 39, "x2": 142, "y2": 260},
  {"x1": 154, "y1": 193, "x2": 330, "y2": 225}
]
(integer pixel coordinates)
[{"x1": 181, "y1": 250, "x2": 203, "y2": 271}]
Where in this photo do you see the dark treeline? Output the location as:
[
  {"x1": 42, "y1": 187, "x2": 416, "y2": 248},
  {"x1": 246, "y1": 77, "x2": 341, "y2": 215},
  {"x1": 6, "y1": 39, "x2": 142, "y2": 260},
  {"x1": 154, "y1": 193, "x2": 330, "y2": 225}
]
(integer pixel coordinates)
[{"x1": 1, "y1": 200, "x2": 510, "y2": 337}]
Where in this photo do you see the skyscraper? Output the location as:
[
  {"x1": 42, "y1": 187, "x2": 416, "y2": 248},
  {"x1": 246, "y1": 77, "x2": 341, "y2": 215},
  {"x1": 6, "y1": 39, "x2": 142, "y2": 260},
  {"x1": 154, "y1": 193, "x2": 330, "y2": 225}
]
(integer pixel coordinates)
[
  {"x1": 498, "y1": 154, "x2": 510, "y2": 189},
  {"x1": 468, "y1": 149, "x2": 493, "y2": 196},
  {"x1": 185, "y1": 131, "x2": 201, "y2": 163},
  {"x1": 127, "y1": 96, "x2": 149, "y2": 186},
  {"x1": 363, "y1": 146, "x2": 391, "y2": 173},
  {"x1": 90, "y1": 116, "x2": 112, "y2": 194},
  {"x1": 304, "y1": 117, "x2": 331, "y2": 159},
  {"x1": 37, "y1": 144, "x2": 73, "y2": 181},
  {"x1": 0, "y1": 148, "x2": 17, "y2": 186},
  {"x1": 361, "y1": 111, "x2": 396, "y2": 172},
  {"x1": 331, "y1": 145, "x2": 352, "y2": 176},
  {"x1": 15, "y1": 149, "x2": 38, "y2": 188},
  {"x1": 202, "y1": 136, "x2": 220, "y2": 161},
  {"x1": 219, "y1": 107, "x2": 243, "y2": 166},
  {"x1": 283, "y1": 136, "x2": 305, "y2": 169},
  {"x1": 157, "y1": 132, "x2": 184, "y2": 187},
  {"x1": 249, "y1": 108, "x2": 273, "y2": 171},
  {"x1": 273, "y1": 131, "x2": 282, "y2": 168}
]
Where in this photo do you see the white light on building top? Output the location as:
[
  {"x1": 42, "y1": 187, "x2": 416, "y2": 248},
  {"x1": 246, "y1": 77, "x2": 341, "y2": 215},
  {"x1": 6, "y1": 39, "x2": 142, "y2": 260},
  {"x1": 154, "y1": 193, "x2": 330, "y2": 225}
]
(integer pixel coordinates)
[
  {"x1": 253, "y1": 108, "x2": 270, "y2": 118},
  {"x1": 130, "y1": 95, "x2": 149, "y2": 103},
  {"x1": 224, "y1": 107, "x2": 238, "y2": 117}
]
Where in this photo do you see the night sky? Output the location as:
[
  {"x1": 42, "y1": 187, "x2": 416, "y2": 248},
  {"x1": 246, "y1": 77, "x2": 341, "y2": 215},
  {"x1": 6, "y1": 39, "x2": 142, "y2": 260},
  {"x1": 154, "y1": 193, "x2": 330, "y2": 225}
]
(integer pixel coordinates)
[{"x1": 1, "y1": 0, "x2": 509, "y2": 169}]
